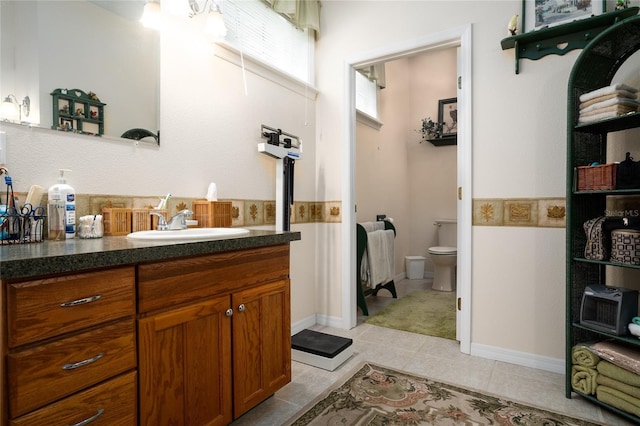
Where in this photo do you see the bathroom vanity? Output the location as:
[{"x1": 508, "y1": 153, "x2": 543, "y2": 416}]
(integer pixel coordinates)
[{"x1": 0, "y1": 230, "x2": 300, "y2": 426}]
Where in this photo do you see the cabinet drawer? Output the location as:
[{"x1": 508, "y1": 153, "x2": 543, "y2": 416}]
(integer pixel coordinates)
[
  {"x1": 7, "y1": 267, "x2": 135, "y2": 347},
  {"x1": 8, "y1": 320, "x2": 136, "y2": 417},
  {"x1": 9, "y1": 370, "x2": 137, "y2": 426},
  {"x1": 139, "y1": 244, "x2": 290, "y2": 313}
]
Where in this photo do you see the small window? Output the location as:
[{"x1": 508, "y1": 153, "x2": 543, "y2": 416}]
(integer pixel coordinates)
[
  {"x1": 222, "y1": 0, "x2": 313, "y2": 85},
  {"x1": 355, "y1": 71, "x2": 378, "y2": 119}
]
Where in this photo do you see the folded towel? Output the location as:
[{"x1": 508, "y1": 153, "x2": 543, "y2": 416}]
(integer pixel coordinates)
[
  {"x1": 572, "y1": 365, "x2": 598, "y2": 395},
  {"x1": 572, "y1": 344, "x2": 600, "y2": 368},
  {"x1": 580, "y1": 83, "x2": 639, "y2": 102},
  {"x1": 366, "y1": 229, "x2": 395, "y2": 287},
  {"x1": 590, "y1": 341, "x2": 640, "y2": 375},
  {"x1": 580, "y1": 104, "x2": 638, "y2": 118},
  {"x1": 597, "y1": 360, "x2": 640, "y2": 388},
  {"x1": 597, "y1": 385, "x2": 640, "y2": 417},
  {"x1": 578, "y1": 110, "x2": 634, "y2": 123},
  {"x1": 580, "y1": 96, "x2": 640, "y2": 114},
  {"x1": 597, "y1": 374, "x2": 640, "y2": 399},
  {"x1": 580, "y1": 90, "x2": 638, "y2": 109},
  {"x1": 360, "y1": 221, "x2": 385, "y2": 233}
]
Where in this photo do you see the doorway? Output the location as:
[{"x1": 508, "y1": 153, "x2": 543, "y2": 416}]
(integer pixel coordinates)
[{"x1": 342, "y1": 25, "x2": 473, "y2": 354}]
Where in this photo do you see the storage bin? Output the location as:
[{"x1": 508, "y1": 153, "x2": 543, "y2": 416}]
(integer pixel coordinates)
[
  {"x1": 102, "y1": 208, "x2": 132, "y2": 236},
  {"x1": 576, "y1": 163, "x2": 617, "y2": 191},
  {"x1": 191, "y1": 201, "x2": 232, "y2": 227},
  {"x1": 405, "y1": 256, "x2": 425, "y2": 280},
  {"x1": 611, "y1": 229, "x2": 640, "y2": 265}
]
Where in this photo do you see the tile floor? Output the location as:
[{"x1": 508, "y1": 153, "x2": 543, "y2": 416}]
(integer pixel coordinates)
[{"x1": 231, "y1": 278, "x2": 635, "y2": 425}]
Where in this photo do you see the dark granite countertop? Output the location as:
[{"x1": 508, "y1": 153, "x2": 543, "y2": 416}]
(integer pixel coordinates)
[{"x1": 0, "y1": 230, "x2": 301, "y2": 281}]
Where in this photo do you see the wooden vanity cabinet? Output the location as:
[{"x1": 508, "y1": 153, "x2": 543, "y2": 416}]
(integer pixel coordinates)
[
  {"x1": 3, "y1": 267, "x2": 137, "y2": 425},
  {"x1": 137, "y1": 244, "x2": 292, "y2": 424}
]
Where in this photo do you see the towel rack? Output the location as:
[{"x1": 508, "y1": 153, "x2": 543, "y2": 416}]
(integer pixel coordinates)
[{"x1": 356, "y1": 220, "x2": 397, "y2": 316}]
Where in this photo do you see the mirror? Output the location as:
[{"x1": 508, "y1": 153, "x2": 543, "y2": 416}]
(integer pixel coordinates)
[{"x1": 0, "y1": 0, "x2": 159, "y2": 143}]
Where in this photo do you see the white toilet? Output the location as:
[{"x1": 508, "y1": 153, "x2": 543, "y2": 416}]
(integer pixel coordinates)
[{"x1": 428, "y1": 219, "x2": 457, "y2": 292}]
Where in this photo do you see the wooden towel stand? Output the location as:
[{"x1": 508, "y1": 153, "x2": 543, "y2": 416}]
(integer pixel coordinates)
[{"x1": 356, "y1": 221, "x2": 397, "y2": 316}]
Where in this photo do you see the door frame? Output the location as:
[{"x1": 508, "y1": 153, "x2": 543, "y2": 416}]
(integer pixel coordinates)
[{"x1": 342, "y1": 24, "x2": 473, "y2": 354}]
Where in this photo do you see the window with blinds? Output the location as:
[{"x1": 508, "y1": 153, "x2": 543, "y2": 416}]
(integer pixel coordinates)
[{"x1": 222, "y1": 0, "x2": 313, "y2": 84}]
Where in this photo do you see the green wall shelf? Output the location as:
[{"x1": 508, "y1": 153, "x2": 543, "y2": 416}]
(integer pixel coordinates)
[
  {"x1": 501, "y1": 7, "x2": 638, "y2": 74},
  {"x1": 51, "y1": 88, "x2": 106, "y2": 136}
]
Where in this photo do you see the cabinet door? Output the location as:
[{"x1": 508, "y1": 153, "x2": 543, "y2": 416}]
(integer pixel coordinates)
[
  {"x1": 138, "y1": 295, "x2": 232, "y2": 426},
  {"x1": 232, "y1": 279, "x2": 291, "y2": 418}
]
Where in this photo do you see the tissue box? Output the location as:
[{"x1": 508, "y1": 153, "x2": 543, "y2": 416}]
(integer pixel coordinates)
[{"x1": 191, "y1": 201, "x2": 232, "y2": 227}]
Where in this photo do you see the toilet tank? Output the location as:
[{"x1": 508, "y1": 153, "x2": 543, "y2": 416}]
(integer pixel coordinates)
[{"x1": 435, "y1": 219, "x2": 457, "y2": 247}]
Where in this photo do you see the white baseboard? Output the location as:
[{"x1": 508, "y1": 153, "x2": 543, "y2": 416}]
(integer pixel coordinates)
[
  {"x1": 470, "y1": 343, "x2": 565, "y2": 374},
  {"x1": 291, "y1": 315, "x2": 317, "y2": 335},
  {"x1": 316, "y1": 313, "x2": 345, "y2": 329}
]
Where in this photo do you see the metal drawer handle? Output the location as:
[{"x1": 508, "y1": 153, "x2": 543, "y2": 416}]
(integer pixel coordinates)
[
  {"x1": 238, "y1": 304, "x2": 245, "y2": 312},
  {"x1": 62, "y1": 352, "x2": 104, "y2": 370},
  {"x1": 60, "y1": 294, "x2": 102, "y2": 307},
  {"x1": 68, "y1": 408, "x2": 104, "y2": 426}
]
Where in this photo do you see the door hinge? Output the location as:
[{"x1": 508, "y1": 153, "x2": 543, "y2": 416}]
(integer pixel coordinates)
[
  {"x1": 458, "y1": 186, "x2": 462, "y2": 200},
  {"x1": 457, "y1": 297, "x2": 462, "y2": 311},
  {"x1": 458, "y1": 76, "x2": 462, "y2": 90}
]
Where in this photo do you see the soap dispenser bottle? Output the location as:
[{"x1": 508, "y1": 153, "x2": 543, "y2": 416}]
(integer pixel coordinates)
[
  {"x1": 48, "y1": 169, "x2": 76, "y2": 239},
  {"x1": 47, "y1": 188, "x2": 65, "y2": 241}
]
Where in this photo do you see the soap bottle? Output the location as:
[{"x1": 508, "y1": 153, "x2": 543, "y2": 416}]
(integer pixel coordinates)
[
  {"x1": 48, "y1": 169, "x2": 76, "y2": 239},
  {"x1": 47, "y1": 187, "x2": 65, "y2": 241}
]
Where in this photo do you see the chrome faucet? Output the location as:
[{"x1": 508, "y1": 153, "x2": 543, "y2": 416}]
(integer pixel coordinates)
[{"x1": 150, "y1": 209, "x2": 193, "y2": 231}]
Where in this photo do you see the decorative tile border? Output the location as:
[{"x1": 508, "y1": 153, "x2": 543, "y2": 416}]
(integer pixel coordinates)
[{"x1": 473, "y1": 198, "x2": 566, "y2": 228}]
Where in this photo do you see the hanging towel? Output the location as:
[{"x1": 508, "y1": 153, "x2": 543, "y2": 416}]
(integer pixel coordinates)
[
  {"x1": 579, "y1": 83, "x2": 639, "y2": 102},
  {"x1": 360, "y1": 221, "x2": 385, "y2": 233},
  {"x1": 366, "y1": 229, "x2": 395, "y2": 287}
]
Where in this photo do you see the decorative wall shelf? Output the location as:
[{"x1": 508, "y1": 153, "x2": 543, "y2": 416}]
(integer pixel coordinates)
[
  {"x1": 500, "y1": 7, "x2": 638, "y2": 74},
  {"x1": 427, "y1": 135, "x2": 456, "y2": 146},
  {"x1": 51, "y1": 88, "x2": 106, "y2": 136}
]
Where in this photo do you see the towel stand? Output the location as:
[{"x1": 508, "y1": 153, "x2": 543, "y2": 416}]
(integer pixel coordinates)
[{"x1": 356, "y1": 221, "x2": 397, "y2": 316}]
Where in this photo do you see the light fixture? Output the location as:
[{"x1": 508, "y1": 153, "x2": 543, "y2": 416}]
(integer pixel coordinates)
[
  {"x1": 1, "y1": 95, "x2": 29, "y2": 122},
  {"x1": 140, "y1": 1, "x2": 164, "y2": 29},
  {"x1": 189, "y1": 0, "x2": 227, "y2": 41}
]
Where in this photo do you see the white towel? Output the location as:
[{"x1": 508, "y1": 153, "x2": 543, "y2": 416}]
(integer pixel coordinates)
[
  {"x1": 360, "y1": 221, "x2": 385, "y2": 233},
  {"x1": 580, "y1": 96, "x2": 640, "y2": 114},
  {"x1": 579, "y1": 83, "x2": 639, "y2": 102},
  {"x1": 366, "y1": 229, "x2": 395, "y2": 287}
]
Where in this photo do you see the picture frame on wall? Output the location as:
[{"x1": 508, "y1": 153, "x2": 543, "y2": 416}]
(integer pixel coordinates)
[
  {"x1": 523, "y1": 0, "x2": 605, "y2": 33},
  {"x1": 438, "y1": 98, "x2": 457, "y2": 138}
]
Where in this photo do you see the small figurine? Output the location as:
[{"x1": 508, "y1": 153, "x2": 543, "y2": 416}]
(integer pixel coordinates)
[
  {"x1": 59, "y1": 104, "x2": 69, "y2": 114},
  {"x1": 90, "y1": 110, "x2": 98, "y2": 119},
  {"x1": 508, "y1": 14, "x2": 519, "y2": 36},
  {"x1": 75, "y1": 108, "x2": 84, "y2": 117},
  {"x1": 88, "y1": 91, "x2": 100, "y2": 101},
  {"x1": 616, "y1": 0, "x2": 629, "y2": 10}
]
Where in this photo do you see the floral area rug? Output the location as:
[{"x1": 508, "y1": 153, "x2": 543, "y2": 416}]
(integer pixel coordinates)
[{"x1": 287, "y1": 362, "x2": 602, "y2": 425}]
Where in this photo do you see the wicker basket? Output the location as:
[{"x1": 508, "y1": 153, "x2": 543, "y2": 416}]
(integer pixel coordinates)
[
  {"x1": 577, "y1": 163, "x2": 617, "y2": 191},
  {"x1": 191, "y1": 201, "x2": 232, "y2": 227},
  {"x1": 102, "y1": 208, "x2": 132, "y2": 236}
]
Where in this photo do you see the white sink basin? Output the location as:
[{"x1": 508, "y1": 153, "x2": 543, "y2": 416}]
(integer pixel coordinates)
[{"x1": 126, "y1": 227, "x2": 250, "y2": 241}]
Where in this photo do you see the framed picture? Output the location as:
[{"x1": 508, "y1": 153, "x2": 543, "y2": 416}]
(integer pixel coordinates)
[
  {"x1": 438, "y1": 98, "x2": 457, "y2": 137},
  {"x1": 523, "y1": 0, "x2": 605, "y2": 33}
]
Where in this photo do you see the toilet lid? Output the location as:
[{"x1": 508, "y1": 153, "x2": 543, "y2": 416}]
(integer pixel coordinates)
[{"x1": 428, "y1": 246, "x2": 456, "y2": 255}]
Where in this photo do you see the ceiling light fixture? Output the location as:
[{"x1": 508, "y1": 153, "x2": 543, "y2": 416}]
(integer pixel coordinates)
[
  {"x1": 140, "y1": 1, "x2": 164, "y2": 29},
  {"x1": 189, "y1": 0, "x2": 227, "y2": 41}
]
